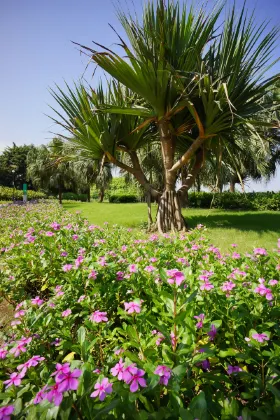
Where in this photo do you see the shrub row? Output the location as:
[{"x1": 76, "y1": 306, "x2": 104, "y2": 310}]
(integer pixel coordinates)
[
  {"x1": 61, "y1": 192, "x2": 88, "y2": 202},
  {"x1": 0, "y1": 186, "x2": 46, "y2": 201},
  {"x1": 108, "y1": 192, "x2": 139, "y2": 203},
  {"x1": 188, "y1": 191, "x2": 280, "y2": 211}
]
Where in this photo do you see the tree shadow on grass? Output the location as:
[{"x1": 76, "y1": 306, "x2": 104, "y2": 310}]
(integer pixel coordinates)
[{"x1": 184, "y1": 211, "x2": 280, "y2": 234}]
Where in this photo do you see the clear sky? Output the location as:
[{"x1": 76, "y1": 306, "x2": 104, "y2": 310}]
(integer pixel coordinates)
[{"x1": 0, "y1": 0, "x2": 279, "y2": 191}]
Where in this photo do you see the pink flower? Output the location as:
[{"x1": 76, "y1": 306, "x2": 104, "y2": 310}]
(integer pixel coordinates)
[
  {"x1": 227, "y1": 365, "x2": 242, "y2": 375},
  {"x1": 72, "y1": 234, "x2": 79, "y2": 241},
  {"x1": 208, "y1": 324, "x2": 217, "y2": 341},
  {"x1": 232, "y1": 252, "x2": 240, "y2": 259},
  {"x1": 56, "y1": 369, "x2": 82, "y2": 392},
  {"x1": 200, "y1": 282, "x2": 214, "y2": 291},
  {"x1": 0, "y1": 405, "x2": 14, "y2": 420},
  {"x1": 254, "y1": 248, "x2": 267, "y2": 256},
  {"x1": 60, "y1": 251, "x2": 68, "y2": 257},
  {"x1": 154, "y1": 365, "x2": 172, "y2": 385},
  {"x1": 3, "y1": 370, "x2": 26, "y2": 388},
  {"x1": 50, "y1": 222, "x2": 60, "y2": 230},
  {"x1": 150, "y1": 257, "x2": 157, "y2": 262},
  {"x1": 111, "y1": 358, "x2": 125, "y2": 380},
  {"x1": 89, "y1": 311, "x2": 108, "y2": 323},
  {"x1": 254, "y1": 284, "x2": 273, "y2": 300},
  {"x1": 62, "y1": 309, "x2": 72, "y2": 318},
  {"x1": 88, "y1": 270, "x2": 98, "y2": 279},
  {"x1": 252, "y1": 333, "x2": 269, "y2": 343},
  {"x1": 34, "y1": 385, "x2": 48, "y2": 404},
  {"x1": 124, "y1": 301, "x2": 141, "y2": 314},
  {"x1": 62, "y1": 264, "x2": 72, "y2": 272},
  {"x1": 14, "y1": 309, "x2": 26, "y2": 318},
  {"x1": 31, "y1": 296, "x2": 44, "y2": 306},
  {"x1": 231, "y1": 244, "x2": 238, "y2": 247},
  {"x1": 51, "y1": 363, "x2": 70, "y2": 378},
  {"x1": 0, "y1": 348, "x2": 8, "y2": 359},
  {"x1": 194, "y1": 313, "x2": 205, "y2": 329},
  {"x1": 221, "y1": 281, "x2": 236, "y2": 292},
  {"x1": 91, "y1": 378, "x2": 113, "y2": 401},
  {"x1": 15, "y1": 301, "x2": 24, "y2": 311},
  {"x1": 17, "y1": 355, "x2": 45, "y2": 370},
  {"x1": 10, "y1": 343, "x2": 27, "y2": 357},
  {"x1": 128, "y1": 264, "x2": 137, "y2": 273},
  {"x1": 75, "y1": 256, "x2": 84, "y2": 268},
  {"x1": 116, "y1": 271, "x2": 124, "y2": 280},
  {"x1": 269, "y1": 279, "x2": 278, "y2": 286},
  {"x1": 98, "y1": 256, "x2": 107, "y2": 266},
  {"x1": 45, "y1": 384, "x2": 63, "y2": 406},
  {"x1": 177, "y1": 257, "x2": 189, "y2": 265},
  {"x1": 78, "y1": 295, "x2": 86, "y2": 303},
  {"x1": 11, "y1": 320, "x2": 21, "y2": 326},
  {"x1": 124, "y1": 367, "x2": 147, "y2": 392},
  {"x1": 18, "y1": 337, "x2": 32, "y2": 346},
  {"x1": 166, "y1": 269, "x2": 185, "y2": 286},
  {"x1": 145, "y1": 265, "x2": 156, "y2": 272},
  {"x1": 156, "y1": 332, "x2": 165, "y2": 346}
]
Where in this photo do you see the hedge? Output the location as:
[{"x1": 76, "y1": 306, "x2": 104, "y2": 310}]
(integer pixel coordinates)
[
  {"x1": 61, "y1": 192, "x2": 88, "y2": 202},
  {"x1": 108, "y1": 192, "x2": 139, "y2": 203},
  {"x1": 188, "y1": 191, "x2": 280, "y2": 211},
  {"x1": 0, "y1": 186, "x2": 46, "y2": 201}
]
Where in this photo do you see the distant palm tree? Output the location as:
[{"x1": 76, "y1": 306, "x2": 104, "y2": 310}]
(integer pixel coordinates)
[{"x1": 27, "y1": 139, "x2": 74, "y2": 204}]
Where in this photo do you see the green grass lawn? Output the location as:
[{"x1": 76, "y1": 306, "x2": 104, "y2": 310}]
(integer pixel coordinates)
[{"x1": 63, "y1": 202, "x2": 280, "y2": 252}]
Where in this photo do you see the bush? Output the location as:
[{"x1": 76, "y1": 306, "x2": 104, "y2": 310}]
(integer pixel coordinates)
[
  {"x1": 0, "y1": 202, "x2": 279, "y2": 418},
  {"x1": 0, "y1": 186, "x2": 46, "y2": 201},
  {"x1": 188, "y1": 191, "x2": 280, "y2": 211},
  {"x1": 62, "y1": 192, "x2": 88, "y2": 202},
  {"x1": 108, "y1": 193, "x2": 139, "y2": 203}
]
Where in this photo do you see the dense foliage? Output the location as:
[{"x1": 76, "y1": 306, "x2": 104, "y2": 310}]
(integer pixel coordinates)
[
  {"x1": 61, "y1": 193, "x2": 88, "y2": 202},
  {"x1": 188, "y1": 192, "x2": 280, "y2": 211},
  {"x1": 0, "y1": 143, "x2": 35, "y2": 189},
  {"x1": 0, "y1": 187, "x2": 46, "y2": 201},
  {"x1": 0, "y1": 202, "x2": 279, "y2": 419}
]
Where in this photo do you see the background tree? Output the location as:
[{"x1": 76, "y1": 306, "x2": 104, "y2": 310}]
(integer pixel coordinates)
[
  {"x1": 0, "y1": 143, "x2": 35, "y2": 188},
  {"x1": 27, "y1": 140, "x2": 74, "y2": 203}
]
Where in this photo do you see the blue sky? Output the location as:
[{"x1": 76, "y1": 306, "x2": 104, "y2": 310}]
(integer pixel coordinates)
[{"x1": 0, "y1": 0, "x2": 279, "y2": 191}]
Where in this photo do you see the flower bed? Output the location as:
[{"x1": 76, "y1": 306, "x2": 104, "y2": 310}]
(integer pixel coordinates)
[{"x1": 0, "y1": 203, "x2": 279, "y2": 419}]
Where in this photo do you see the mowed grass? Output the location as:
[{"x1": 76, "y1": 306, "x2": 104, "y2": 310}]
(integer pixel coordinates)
[{"x1": 63, "y1": 202, "x2": 280, "y2": 252}]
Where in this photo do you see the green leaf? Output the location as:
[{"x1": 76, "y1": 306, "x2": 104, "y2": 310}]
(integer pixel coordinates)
[{"x1": 189, "y1": 392, "x2": 208, "y2": 420}]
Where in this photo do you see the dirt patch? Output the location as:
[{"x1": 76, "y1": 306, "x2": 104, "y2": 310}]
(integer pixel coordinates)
[{"x1": 0, "y1": 299, "x2": 14, "y2": 344}]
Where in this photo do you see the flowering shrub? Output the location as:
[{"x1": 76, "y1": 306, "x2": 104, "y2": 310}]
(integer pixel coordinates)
[{"x1": 0, "y1": 202, "x2": 280, "y2": 419}]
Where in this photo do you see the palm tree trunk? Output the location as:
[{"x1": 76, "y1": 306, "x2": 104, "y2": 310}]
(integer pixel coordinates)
[
  {"x1": 58, "y1": 185, "x2": 62, "y2": 205},
  {"x1": 230, "y1": 180, "x2": 235, "y2": 192},
  {"x1": 157, "y1": 120, "x2": 185, "y2": 233},
  {"x1": 99, "y1": 187, "x2": 104, "y2": 203},
  {"x1": 87, "y1": 187, "x2": 91, "y2": 202},
  {"x1": 178, "y1": 149, "x2": 203, "y2": 208}
]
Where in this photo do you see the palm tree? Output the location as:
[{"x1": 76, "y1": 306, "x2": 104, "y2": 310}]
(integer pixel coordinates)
[
  {"x1": 71, "y1": 0, "x2": 278, "y2": 232},
  {"x1": 27, "y1": 140, "x2": 74, "y2": 204}
]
